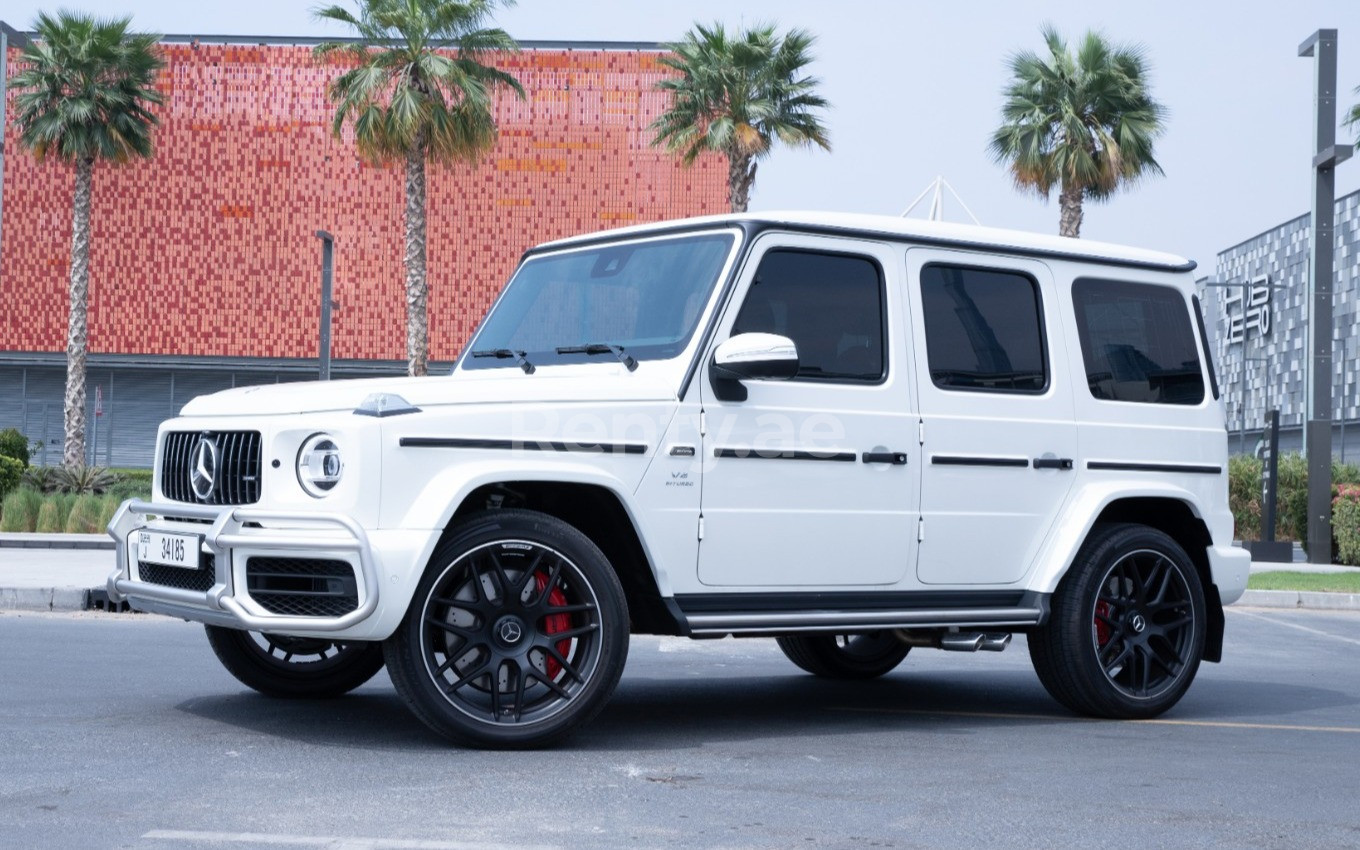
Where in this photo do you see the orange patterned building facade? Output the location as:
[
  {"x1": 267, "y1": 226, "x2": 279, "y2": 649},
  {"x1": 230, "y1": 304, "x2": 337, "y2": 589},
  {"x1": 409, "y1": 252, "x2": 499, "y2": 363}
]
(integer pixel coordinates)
[{"x1": 0, "y1": 37, "x2": 728, "y2": 364}]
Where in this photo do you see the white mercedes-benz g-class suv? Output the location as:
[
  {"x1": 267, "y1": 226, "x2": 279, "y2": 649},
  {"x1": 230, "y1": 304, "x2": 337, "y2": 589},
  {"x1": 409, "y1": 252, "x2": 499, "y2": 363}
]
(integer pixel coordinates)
[{"x1": 108, "y1": 212, "x2": 1248, "y2": 747}]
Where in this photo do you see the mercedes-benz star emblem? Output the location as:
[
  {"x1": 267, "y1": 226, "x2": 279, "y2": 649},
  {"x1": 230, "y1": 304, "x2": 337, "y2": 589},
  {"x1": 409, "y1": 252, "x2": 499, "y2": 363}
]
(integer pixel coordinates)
[
  {"x1": 190, "y1": 436, "x2": 219, "y2": 501},
  {"x1": 1130, "y1": 613, "x2": 1147, "y2": 634},
  {"x1": 498, "y1": 619, "x2": 524, "y2": 644}
]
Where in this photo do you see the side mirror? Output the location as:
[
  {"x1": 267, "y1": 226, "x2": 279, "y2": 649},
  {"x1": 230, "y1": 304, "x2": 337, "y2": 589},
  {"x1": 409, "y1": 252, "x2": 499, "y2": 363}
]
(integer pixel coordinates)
[{"x1": 709, "y1": 333, "x2": 799, "y2": 402}]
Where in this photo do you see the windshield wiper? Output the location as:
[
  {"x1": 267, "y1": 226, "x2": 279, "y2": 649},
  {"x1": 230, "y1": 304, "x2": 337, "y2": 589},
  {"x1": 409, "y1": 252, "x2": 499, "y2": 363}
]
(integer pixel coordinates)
[
  {"x1": 471, "y1": 348, "x2": 535, "y2": 374},
  {"x1": 555, "y1": 343, "x2": 638, "y2": 372}
]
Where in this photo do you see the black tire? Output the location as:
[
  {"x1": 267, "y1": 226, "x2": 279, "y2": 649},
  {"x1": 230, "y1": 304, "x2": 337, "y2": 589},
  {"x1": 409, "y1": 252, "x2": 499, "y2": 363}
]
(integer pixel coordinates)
[
  {"x1": 383, "y1": 509, "x2": 629, "y2": 749},
  {"x1": 204, "y1": 625, "x2": 385, "y2": 698},
  {"x1": 776, "y1": 632, "x2": 910, "y2": 679},
  {"x1": 1029, "y1": 523, "x2": 1207, "y2": 719}
]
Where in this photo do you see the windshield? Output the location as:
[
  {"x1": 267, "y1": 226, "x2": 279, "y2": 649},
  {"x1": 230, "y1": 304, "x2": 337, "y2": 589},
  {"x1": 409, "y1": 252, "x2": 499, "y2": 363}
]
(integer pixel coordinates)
[{"x1": 463, "y1": 231, "x2": 738, "y2": 370}]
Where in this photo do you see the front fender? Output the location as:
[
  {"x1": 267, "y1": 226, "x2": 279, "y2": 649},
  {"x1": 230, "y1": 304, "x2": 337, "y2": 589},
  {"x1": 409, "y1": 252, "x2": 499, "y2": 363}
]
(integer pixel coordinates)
[{"x1": 383, "y1": 458, "x2": 640, "y2": 531}]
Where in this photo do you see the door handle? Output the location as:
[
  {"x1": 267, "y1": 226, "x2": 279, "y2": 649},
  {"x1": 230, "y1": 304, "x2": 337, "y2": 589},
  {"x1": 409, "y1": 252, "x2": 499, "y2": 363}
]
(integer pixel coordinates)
[
  {"x1": 1033, "y1": 457, "x2": 1074, "y2": 470},
  {"x1": 862, "y1": 451, "x2": 909, "y2": 465}
]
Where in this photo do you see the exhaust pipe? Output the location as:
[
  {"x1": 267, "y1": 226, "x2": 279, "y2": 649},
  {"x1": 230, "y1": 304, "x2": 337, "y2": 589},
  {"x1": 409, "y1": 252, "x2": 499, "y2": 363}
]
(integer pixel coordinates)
[
  {"x1": 979, "y1": 633, "x2": 1011, "y2": 652},
  {"x1": 939, "y1": 633, "x2": 985, "y2": 652},
  {"x1": 891, "y1": 630, "x2": 1014, "y2": 653}
]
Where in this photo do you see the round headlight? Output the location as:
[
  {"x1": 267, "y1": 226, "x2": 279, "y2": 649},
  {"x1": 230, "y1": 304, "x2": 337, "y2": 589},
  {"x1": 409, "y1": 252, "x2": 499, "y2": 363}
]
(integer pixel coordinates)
[{"x1": 297, "y1": 433, "x2": 343, "y2": 497}]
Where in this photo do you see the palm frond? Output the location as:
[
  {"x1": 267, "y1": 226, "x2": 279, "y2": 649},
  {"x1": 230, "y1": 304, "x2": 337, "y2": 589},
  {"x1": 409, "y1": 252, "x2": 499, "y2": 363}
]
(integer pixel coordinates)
[
  {"x1": 312, "y1": 0, "x2": 522, "y2": 164},
  {"x1": 991, "y1": 24, "x2": 1165, "y2": 206},
  {"x1": 9, "y1": 10, "x2": 164, "y2": 166},
  {"x1": 649, "y1": 19, "x2": 832, "y2": 184}
]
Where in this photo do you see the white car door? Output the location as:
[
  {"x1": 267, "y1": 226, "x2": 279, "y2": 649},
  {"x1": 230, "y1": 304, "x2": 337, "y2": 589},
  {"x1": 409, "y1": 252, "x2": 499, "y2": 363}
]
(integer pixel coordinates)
[
  {"x1": 696, "y1": 233, "x2": 920, "y2": 588},
  {"x1": 906, "y1": 248, "x2": 1078, "y2": 585}
]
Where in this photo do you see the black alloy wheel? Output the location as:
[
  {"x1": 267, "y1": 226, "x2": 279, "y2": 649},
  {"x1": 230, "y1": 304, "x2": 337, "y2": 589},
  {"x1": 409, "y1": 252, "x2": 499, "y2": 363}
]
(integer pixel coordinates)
[
  {"x1": 384, "y1": 510, "x2": 628, "y2": 748},
  {"x1": 204, "y1": 625, "x2": 385, "y2": 698},
  {"x1": 1029, "y1": 523, "x2": 1206, "y2": 719},
  {"x1": 776, "y1": 631, "x2": 911, "y2": 679}
]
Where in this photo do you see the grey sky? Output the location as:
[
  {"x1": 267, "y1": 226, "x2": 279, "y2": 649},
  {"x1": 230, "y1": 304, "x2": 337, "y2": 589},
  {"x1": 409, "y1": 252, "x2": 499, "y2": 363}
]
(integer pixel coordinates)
[{"x1": 5, "y1": 0, "x2": 1360, "y2": 271}]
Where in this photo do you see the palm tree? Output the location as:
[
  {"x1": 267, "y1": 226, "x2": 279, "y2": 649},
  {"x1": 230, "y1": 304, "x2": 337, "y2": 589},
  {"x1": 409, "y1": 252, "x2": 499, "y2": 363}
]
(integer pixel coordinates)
[
  {"x1": 1345, "y1": 86, "x2": 1360, "y2": 137},
  {"x1": 990, "y1": 25, "x2": 1166, "y2": 238},
  {"x1": 650, "y1": 22, "x2": 831, "y2": 213},
  {"x1": 314, "y1": 0, "x2": 523, "y2": 377},
  {"x1": 8, "y1": 12, "x2": 163, "y2": 469}
]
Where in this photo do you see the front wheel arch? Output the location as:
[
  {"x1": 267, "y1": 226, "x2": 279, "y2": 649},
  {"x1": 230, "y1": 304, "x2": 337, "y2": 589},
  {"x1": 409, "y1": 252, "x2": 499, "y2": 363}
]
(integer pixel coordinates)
[{"x1": 448, "y1": 481, "x2": 684, "y2": 636}]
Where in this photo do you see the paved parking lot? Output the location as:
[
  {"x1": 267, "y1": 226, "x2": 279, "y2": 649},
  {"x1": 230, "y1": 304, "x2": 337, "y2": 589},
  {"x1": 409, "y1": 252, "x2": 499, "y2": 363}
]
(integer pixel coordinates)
[{"x1": 1, "y1": 606, "x2": 1358, "y2": 849}]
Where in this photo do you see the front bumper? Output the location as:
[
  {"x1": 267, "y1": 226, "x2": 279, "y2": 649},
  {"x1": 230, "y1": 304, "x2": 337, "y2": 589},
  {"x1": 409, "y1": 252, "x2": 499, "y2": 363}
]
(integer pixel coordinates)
[{"x1": 106, "y1": 499, "x2": 380, "y2": 633}]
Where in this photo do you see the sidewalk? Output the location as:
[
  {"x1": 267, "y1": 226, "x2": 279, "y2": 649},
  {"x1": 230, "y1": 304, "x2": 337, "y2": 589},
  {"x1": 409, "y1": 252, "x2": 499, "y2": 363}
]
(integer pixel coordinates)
[
  {"x1": 0, "y1": 541, "x2": 112, "y2": 612},
  {"x1": 1, "y1": 533, "x2": 1357, "y2": 615}
]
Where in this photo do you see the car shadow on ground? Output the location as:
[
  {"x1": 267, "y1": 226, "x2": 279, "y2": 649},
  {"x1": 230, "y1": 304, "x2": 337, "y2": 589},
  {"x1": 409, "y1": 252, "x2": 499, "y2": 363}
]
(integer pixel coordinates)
[{"x1": 173, "y1": 665, "x2": 1357, "y2": 753}]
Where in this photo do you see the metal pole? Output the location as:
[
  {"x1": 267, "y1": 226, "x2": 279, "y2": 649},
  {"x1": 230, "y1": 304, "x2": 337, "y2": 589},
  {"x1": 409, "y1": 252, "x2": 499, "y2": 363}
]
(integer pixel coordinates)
[
  {"x1": 1239, "y1": 281, "x2": 1248, "y2": 454},
  {"x1": 315, "y1": 230, "x2": 334, "y2": 381},
  {"x1": 1299, "y1": 29, "x2": 1353, "y2": 563}
]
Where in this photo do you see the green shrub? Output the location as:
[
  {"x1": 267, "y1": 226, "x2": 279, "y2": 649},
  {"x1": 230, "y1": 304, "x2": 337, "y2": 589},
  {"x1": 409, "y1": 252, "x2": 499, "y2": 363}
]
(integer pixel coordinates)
[
  {"x1": 96, "y1": 494, "x2": 122, "y2": 529},
  {"x1": 34, "y1": 499, "x2": 62, "y2": 533},
  {"x1": 1228, "y1": 455, "x2": 1262, "y2": 540},
  {"x1": 1276, "y1": 453, "x2": 1309, "y2": 542},
  {"x1": 0, "y1": 455, "x2": 22, "y2": 501},
  {"x1": 0, "y1": 486, "x2": 42, "y2": 533},
  {"x1": 33, "y1": 493, "x2": 78, "y2": 533},
  {"x1": 0, "y1": 428, "x2": 30, "y2": 467},
  {"x1": 64, "y1": 494, "x2": 105, "y2": 534},
  {"x1": 1335, "y1": 485, "x2": 1360, "y2": 567},
  {"x1": 52, "y1": 466, "x2": 121, "y2": 495},
  {"x1": 107, "y1": 480, "x2": 152, "y2": 502},
  {"x1": 109, "y1": 468, "x2": 153, "y2": 487},
  {"x1": 22, "y1": 465, "x2": 58, "y2": 493}
]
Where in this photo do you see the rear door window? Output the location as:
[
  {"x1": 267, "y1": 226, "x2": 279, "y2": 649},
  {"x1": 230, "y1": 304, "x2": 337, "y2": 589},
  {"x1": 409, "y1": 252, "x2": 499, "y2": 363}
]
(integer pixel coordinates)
[
  {"x1": 919, "y1": 264, "x2": 1047, "y2": 393},
  {"x1": 1072, "y1": 279, "x2": 1205, "y2": 405}
]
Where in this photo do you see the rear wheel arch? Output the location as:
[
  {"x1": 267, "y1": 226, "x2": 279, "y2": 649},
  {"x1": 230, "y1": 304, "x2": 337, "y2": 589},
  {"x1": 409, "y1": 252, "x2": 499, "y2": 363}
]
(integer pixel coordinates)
[
  {"x1": 1087, "y1": 497, "x2": 1222, "y2": 662},
  {"x1": 444, "y1": 481, "x2": 684, "y2": 636}
]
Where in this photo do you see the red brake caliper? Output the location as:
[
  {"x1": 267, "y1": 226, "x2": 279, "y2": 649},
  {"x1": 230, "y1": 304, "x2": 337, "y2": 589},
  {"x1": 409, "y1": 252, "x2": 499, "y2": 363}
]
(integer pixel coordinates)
[
  {"x1": 535, "y1": 572, "x2": 572, "y2": 678},
  {"x1": 1094, "y1": 601, "x2": 1113, "y2": 647}
]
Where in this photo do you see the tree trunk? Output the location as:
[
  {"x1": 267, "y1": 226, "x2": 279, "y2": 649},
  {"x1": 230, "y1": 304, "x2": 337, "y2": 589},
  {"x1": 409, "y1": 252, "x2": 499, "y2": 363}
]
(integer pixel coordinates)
[
  {"x1": 1058, "y1": 181, "x2": 1084, "y2": 238},
  {"x1": 728, "y1": 153, "x2": 757, "y2": 213},
  {"x1": 404, "y1": 142, "x2": 429, "y2": 377},
  {"x1": 63, "y1": 156, "x2": 94, "y2": 469}
]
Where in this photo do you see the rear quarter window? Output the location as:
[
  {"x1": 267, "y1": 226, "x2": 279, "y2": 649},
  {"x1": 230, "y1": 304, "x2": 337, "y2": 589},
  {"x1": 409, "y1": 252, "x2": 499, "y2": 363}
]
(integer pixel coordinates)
[{"x1": 1072, "y1": 278, "x2": 1205, "y2": 405}]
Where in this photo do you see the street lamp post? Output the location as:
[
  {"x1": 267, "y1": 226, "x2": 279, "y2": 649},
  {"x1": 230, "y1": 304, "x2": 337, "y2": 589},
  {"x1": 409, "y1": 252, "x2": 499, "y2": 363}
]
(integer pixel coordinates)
[{"x1": 1300, "y1": 28, "x2": 1353, "y2": 563}]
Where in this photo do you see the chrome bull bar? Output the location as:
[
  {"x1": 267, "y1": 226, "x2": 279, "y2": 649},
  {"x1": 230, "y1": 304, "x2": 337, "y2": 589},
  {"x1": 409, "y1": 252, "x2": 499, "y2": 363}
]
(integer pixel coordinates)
[{"x1": 106, "y1": 499, "x2": 379, "y2": 632}]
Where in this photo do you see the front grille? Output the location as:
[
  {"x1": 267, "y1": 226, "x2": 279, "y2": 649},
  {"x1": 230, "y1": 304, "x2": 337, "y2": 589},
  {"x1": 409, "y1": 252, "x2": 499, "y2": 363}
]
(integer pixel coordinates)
[
  {"x1": 246, "y1": 557, "x2": 359, "y2": 618},
  {"x1": 161, "y1": 431, "x2": 262, "y2": 505},
  {"x1": 137, "y1": 553, "x2": 217, "y2": 592}
]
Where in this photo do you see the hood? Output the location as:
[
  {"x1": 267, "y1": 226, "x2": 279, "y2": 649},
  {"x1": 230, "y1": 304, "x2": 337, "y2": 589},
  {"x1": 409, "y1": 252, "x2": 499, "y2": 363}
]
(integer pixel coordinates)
[{"x1": 178, "y1": 370, "x2": 678, "y2": 417}]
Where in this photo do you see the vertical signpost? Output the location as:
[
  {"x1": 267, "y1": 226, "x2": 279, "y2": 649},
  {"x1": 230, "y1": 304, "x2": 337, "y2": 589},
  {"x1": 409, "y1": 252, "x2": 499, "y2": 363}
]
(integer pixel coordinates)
[
  {"x1": 1250, "y1": 409, "x2": 1292, "y2": 562},
  {"x1": 1299, "y1": 29, "x2": 1352, "y2": 563}
]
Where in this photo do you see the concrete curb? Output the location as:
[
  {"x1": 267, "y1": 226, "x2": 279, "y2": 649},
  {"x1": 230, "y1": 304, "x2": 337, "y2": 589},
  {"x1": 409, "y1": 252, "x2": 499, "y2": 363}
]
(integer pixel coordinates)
[
  {"x1": 0, "y1": 587, "x2": 90, "y2": 612},
  {"x1": 0, "y1": 533, "x2": 113, "y2": 550},
  {"x1": 1235, "y1": 589, "x2": 1360, "y2": 611}
]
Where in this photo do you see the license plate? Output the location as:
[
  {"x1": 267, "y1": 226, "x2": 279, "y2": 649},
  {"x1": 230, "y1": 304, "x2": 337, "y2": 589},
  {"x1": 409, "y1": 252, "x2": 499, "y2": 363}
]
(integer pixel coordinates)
[{"x1": 135, "y1": 530, "x2": 201, "y2": 570}]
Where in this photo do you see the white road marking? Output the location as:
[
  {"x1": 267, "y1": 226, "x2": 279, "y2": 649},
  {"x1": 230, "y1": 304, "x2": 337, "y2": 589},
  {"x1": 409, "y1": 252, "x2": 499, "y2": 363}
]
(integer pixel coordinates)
[
  {"x1": 142, "y1": 830, "x2": 557, "y2": 850},
  {"x1": 1230, "y1": 608, "x2": 1360, "y2": 647},
  {"x1": 831, "y1": 706, "x2": 1360, "y2": 734}
]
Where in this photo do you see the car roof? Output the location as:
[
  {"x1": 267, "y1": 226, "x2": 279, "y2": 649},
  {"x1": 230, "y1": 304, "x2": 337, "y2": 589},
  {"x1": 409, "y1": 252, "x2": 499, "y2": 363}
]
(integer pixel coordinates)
[{"x1": 535, "y1": 210, "x2": 1195, "y2": 273}]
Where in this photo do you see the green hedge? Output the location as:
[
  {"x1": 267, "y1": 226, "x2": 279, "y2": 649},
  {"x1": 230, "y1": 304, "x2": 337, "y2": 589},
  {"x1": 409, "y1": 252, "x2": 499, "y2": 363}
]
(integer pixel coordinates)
[
  {"x1": 0, "y1": 455, "x2": 22, "y2": 501},
  {"x1": 1229, "y1": 453, "x2": 1360, "y2": 564},
  {"x1": 0, "y1": 428, "x2": 29, "y2": 467},
  {"x1": 1336, "y1": 486, "x2": 1360, "y2": 567}
]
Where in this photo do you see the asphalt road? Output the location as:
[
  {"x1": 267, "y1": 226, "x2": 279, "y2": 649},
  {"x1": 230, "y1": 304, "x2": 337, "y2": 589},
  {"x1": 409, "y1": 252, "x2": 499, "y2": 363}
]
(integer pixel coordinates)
[{"x1": 1, "y1": 607, "x2": 1358, "y2": 850}]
